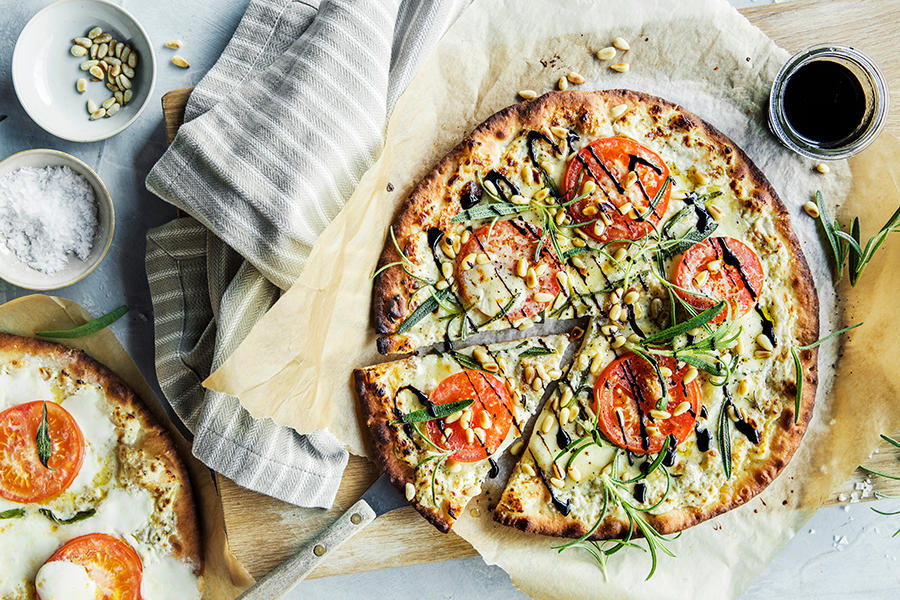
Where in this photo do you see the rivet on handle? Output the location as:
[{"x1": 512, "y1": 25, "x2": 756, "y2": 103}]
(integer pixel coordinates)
[
  {"x1": 313, "y1": 545, "x2": 326, "y2": 557},
  {"x1": 350, "y1": 513, "x2": 362, "y2": 525}
]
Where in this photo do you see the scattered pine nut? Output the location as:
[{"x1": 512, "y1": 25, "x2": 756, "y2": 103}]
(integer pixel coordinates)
[
  {"x1": 596, "y1": 46, "x2": 617, "y2": 61},
  {"x1": 815, "y1": 162, "x2": 830, "y2": 174},
  {"x1": 171, "y1": 55, "x2": 190, "y2": 68},
  {"x1": 518, "y1": 89, "x2": 538, "y2": 99},
  {"x1": 404, "y1": 482, "x2": 415, "y2": 501},
  {"x1": 76, "y1": 79, "x2": 86, "y2": 93},
  {"x1": 803, "y1": 201, "x2": 820, "y2": 218},
  {"x1": 557, "y1": 76, "x2": 568, "y2": 91},
  {"x1": 165, "y1": 40, "x2": 184, "y2": 50},
  {"x1": 609, "y1": 62, "x2": 630, "y2": 73},
  {"x1": 612, "y1": 37, "x2": 630, "y2": 51},
  {"x1": 610, "y1": 103, "x2": 630, "y2": 120},
  {"x1": 567, "y1": 71, "x2": 585, "y2": 85}
]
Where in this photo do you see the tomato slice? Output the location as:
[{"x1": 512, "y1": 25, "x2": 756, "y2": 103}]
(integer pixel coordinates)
[
  {"x1": 0, "y1": 401, "x2": 85, "y2": 503},
  {"x1": 425, "y1": 370, "x2": 514, "y2": 462},
  {"x1": 563, "y1": 137, "x2": 671, "y2": 242},
  {"x1": 673, "y1": 236, "x2": 764, "y2": 321},
  {"x1": 42, "y1": 533, "x2": 143, "y2": 600},
  {"x1": 455, "y1": 220, "x2": 561, "y2": 321},
  {"x1": 594, "y1": 354, "x2": 702, "y2": 454}
]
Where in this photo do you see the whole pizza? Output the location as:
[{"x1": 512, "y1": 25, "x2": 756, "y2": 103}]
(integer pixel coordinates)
[
  {"x1": 0, "y1": 334, "x2": 203, "y2": 600},
  {"x1": 356, "y1": 90, "x2": 818, "y2": 549}
]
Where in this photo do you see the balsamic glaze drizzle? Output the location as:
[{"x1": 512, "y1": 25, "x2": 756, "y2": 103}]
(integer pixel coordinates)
[
  {"x1": 755, "y1": 306, "x2": 778, "y2": 348},
  {"x1": 460, "y1": 180, "x2": 483, "y2": 209},
  {"x1": 556, "y1": 426, "x2": 571, "y2": 450},
  {"x1": 717, "y1": 238, "x2": 758, "y2": 300},
  {"x1": 633, "y1": 483, "x2": 648, "y2": 503},
  {"x1": 488, "y1": 458, "x2": 500, "y2": 479},
  {"x1": 483, "y1": 170, "x2": 519, "y2": 201},
  {"x1": 695, "y1": 427, "x2": 712, "y2": 452},
  {"x1": 662, "y1": 434, "x2": 678, "y2": 467}
]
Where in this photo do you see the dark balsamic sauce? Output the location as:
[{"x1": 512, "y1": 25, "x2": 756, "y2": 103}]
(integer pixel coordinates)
[
  {"x1": 695, "y1": 427, "x2": 712, "y2": 452},
  {"x1": 662, "y1": 434, "x2": 678, "y2": 467},
  {"x1": 460, "y1": 180, "x2": 483, "y2": 209},
  {"x1": 633, "y1": 483, "x2": 648, "y2": 504},
  {"x1": 755, "y1": 306, "x2": 778, "y2": 348},
  {"x1": 488, "y1": 458, "x2": 500, "y2": 479},
  {"x1": 627, "y1": 153, "x2": 663, "y2": 175},
  {"x1": 699, "y1": 405, "x2": 709, "y2": 420},
  {"x1": 483, "y1": 170, "x2": 519, "y2": 201},
  {"x1": 394, "y1": 385, "x2": 430, "y2": 439},
  {"x1": 717, "y1": 238, "x2": 758, "y2": 300},
  {"x1": 556, "y1": 427, "x2": 571, "y2": 450},
  {"x1": 734, "y1": 418, "x2": 761, "y2": 445},
  {"x1": 782, "y1": 60, "x2": 866, "y2": 148}
]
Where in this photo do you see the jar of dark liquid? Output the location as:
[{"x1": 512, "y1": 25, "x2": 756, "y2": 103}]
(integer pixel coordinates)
[{"x1": 768, "y1": 45, "x2": 888, "y2": 160}]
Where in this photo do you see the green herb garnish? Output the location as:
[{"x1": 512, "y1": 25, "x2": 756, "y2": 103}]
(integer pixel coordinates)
[
  {"x1": 397, "y1": 288, "x2": 451, "y2": 334},
  {"x1": 39, "y1": 508, "x2": 96, "y2": 524},
  {"x1": 36, "y1": 401, "x2": 53, "y2": 469},
  {"x1": 519, "y1": 346, "x2": 557, "y2": 357},
  {"x1": 718, "y1": 398, "x2": 732, "y2": 479},
  {"x1": 0, "y1": 508, "x2": 25, "y2": 519},
  {"x1": 393, "y1": 398, "x2": 474, "y2": 425},
  {"x1": 36, "y1": 305, "x2": 129, "y2": 339},
  {"x1": 814, "y1": 191, "x2": 900, "y2": 286}
]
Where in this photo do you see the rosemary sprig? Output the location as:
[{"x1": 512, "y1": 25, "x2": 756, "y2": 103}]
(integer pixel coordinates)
[
  {"x1": 814, "y1": 191, "x2": 900, "y2": 286},
  {"x1": 718, "y1": 398, "x2": 732, "y2": 479},
  {"x1": 519, "y1": 346, "x2": 557, "y2": 357}
]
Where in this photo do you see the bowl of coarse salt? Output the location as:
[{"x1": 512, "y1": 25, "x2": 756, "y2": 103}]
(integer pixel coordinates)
[{"x1": 0, "y1": 149, "x2": 114, "y2": 290}]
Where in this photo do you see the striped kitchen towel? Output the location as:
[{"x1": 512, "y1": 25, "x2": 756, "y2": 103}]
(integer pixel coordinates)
[{"x1": 144, "y1": 0, "x2": 468, "y2": 508}]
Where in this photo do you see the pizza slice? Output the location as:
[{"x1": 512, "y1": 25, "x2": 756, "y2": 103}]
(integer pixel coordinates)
[
  {"x1": 354, "y1": 334, "x2": 573, "y2": 532},
  {"x1": 493, "y1": 233, "x2": 818, "y2": 543}
]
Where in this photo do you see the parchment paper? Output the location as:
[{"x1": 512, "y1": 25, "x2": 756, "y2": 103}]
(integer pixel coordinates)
[
  {"x1": 205, "y1": 0, "x2": 900, "y2": 597},
  {"x1": 0, "y1": 295, "x2": 253, "y2": 599}
]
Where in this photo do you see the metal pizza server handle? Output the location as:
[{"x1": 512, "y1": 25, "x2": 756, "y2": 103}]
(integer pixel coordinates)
[{"x1": 235, "y1": 473, "x2": 406, "y2": 600}]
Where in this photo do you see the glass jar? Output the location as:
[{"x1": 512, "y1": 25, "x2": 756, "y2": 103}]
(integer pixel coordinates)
[{"x1": 768, "y1": 44, "x2": 889, "y2": 160}]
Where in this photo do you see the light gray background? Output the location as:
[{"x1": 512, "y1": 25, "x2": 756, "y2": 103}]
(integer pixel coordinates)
[{"x1": 0, "y1": 0, "x2": 897, "y2": 598}]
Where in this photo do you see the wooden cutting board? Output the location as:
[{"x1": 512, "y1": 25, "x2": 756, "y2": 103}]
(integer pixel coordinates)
[{"x1": 160, "y1": 0, "x2": 900, "y2": 581}]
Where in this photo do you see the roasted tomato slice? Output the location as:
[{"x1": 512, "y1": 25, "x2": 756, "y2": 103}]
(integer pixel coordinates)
[
  {"x1": 455, "y1": 220, "x2": 561, "y2": 321},
  {"x1": 563, "y1": 136, "x2": 671, "y2": 242},
  {"x1": 673, "y1": 236, "x2": 764, "y2": 321},
  {"x1": 426, "y1": 370, "x2": 514, "y2": 462},
  {"x1": 41, "y1": 533, "x2": 143, "y2": 600},
  {"x1": 0, "y1": 401, "x2": 85, "y2": 503},
  {"x1": 594, "y1": 354, "x2": 702, "y2": 454}
]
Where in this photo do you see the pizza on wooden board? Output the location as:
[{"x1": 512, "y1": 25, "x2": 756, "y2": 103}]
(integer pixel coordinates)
[
  {"x1": 356, "y1": 90, "x2": 818, "y2": 541},
  {"x1": 0, "y1": 334, "x2": 203, "y2": 600}
]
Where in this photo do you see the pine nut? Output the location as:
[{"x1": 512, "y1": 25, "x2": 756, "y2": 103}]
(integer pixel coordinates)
[
  {"x1": 737, "y1": 379, "x2": 750, "y2": 396},
  {"x1": 623, "y1": 290, "x2": 640, "y2": 305},
  {"x1": 611, "y1": 335, "x2": 626, "y2": 349},
  {"x1": 803, "y1": 201, "x2": 820, "y2": 218},
  {"x1": 610, "y1": 304, "x2": 624, "y2": 322},
  {"x1": 76, "y1": 79, "x2": 86, "y2": 93},
  {"x1": 756, "y1": 334, "x2": 774, "y2": 352},
  {"x1": 600, "y1": 324, "x2": 618, "y2": 336},
  {"x1": 73, "y1": 37, "x2": 92, "y2": 48},
  {"x1": 445, "y1": 411, "x2": 462, "y2": 424},
  {"x1": 815, "y1": 162, "x2": 830, "y2": 174},
  {"x1": 596, "y1": 46, "x2": 617, "y2": 60},
  {"x1": 88, "y1": 27, "x2": 102, "y2": 39},
  {"x1": 707, "y1": 203, "x2": 723, "y2": 220},
  {"x1": 71, "y1": 45, "x2": 88, "y2": 57},
  {"x1": 627, "y1": 333, "x2": 641, "y2": 344},
  {"x1": 550, "y1": 477, "x2": 565, "y2": 489},
  {"x1": 645, "y1": 425, "x2": 660, "y2": 437},
  {"x1": 706, "y1": 259, "x2": 723, "y2": 273},
  {"x1": 592, "y1": 222, "x2": 606, "y2": 239},
  {"x1": 610, "y1": 103, "x2": 630, "y2": 120},
  {"x1": 86, "y1": 99, "x2": 98, "y2": 114},
  {"x1": 568, "y1": 465, "x2": 582, "y2": 482},
  {"x1": 510, "y1": 194, "x2": 529, "y2": 205},
  {"x1": 96, "y1": 43, "x2": 108, "y2": 59},
  {"x1": 610, "y1": 62, "x2": 630, "y2": 73},
  {"x1": 89, "y1": 108, "x2": 106, "y2": 120},
  {"x1": 514, "y1": 257, "x2": 528, "y2": 278},
  {"x1": 127, "y1": 51, "x2": 138, "y2": 68},
  {"x1": 123, "y1": 89, "x2": 133, "y2": 104},
  {"x1": 522, "y1": 463, "x2": 536, "y2": 477},
  {"x1": 571, "y1": 256, "x2": 586, "y2": 270},
  {"x1": 461, "y1": 253, "x2": 476, "y2": 270},
  {"x1": 672, "y1": 401, "x2": 692, "y2": 416},
  {"x1": 567, "y1": 71, "x2": 585, "y2": 84},
  {"x1": 475, "y1": 253, "x2": 490, "y2": 265},
  {"x1": 94, "y1": 33, "x2": 112, "y2": 44},
  {"x1": 524, "y1": 365, "x2": 536, "y2": 384},
  {"x1": 466, "y1": 429, "x2": 476, "y2": 444},
  {"x1": 550, "y1": 125, "x2": 568, "y2": 138},
  {"x1": 558, "y1": 76, "x2": 568, "y2": 91},
  {"x1": 694, "y1": 270, "x2": 709, "y2": 286},
  {"x1": 590, "y1": 354, "x2": 605, "y2": 374},
  {"x1": 405, "y1": 482, "x2": 415, "y2": 501},
  {"x1": 518, "y1": 89, "x2": 538, "y2": 99},
  {"x1": 540, "y1": 414, "x2": 555, "y2": 434},
  {"x1": 435, "y1": 280, "x2": 449, "y2": 290},
  {"x1": 102, "y1": 97, "x2": 116, "y2": 109},
  {"x1": 165, "y1": 39, "x2": 184, "y2": 50},
  {"x1": 583, "y1": 204, "x2": 598, "y2": 216},
  {"x1": 534, "y1": 187, "x2": 550, "y2": 201},
  {"x1": 659, "y1": 366, "x2": 673, "y2": 378},
  {"x1": 582, "y1": 180, "x2": 597, "y2": 195},
  {"x1": 510, "y1": 440, "x2": 524, "y2": 456},
  {"x1": 650, "y1": 409, "x2": 671, "y2": 420},
  {"x1": 172, "y1": 55, "x2": 190, "y2": 68},
  {"x1": 121, "y1": 64, "x2": 135, "y2": 78},
  {"x1": 683, "y1": 366, "x2": 699, "y2": 384},
  {"x1": 477, "y1": 411, "x2": 492, "y2": 429},
  {"x1": 534, "y1": 292, "x2": 555, "y2": 303},
  {"x1": 117, "y1": 74, "x2": 131, "y2": 89},
  {"x1": 525, "y1": 267, "x2": 539, "y2": 288},
  {"x1": 612, "y1": 37, "x2": 630, "y2": 51},
  {"x1": 617, "y1": 202, "x2": 633, "y2": 215}
]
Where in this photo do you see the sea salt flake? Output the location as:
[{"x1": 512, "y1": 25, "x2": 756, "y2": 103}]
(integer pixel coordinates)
[{"x1": 0, "y1": 165, "x2": 98, "y2": 274}]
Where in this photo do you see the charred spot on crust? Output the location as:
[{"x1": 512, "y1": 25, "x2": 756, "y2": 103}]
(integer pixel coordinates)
[
  {"x1": 386, "y1": 295, "x2": 405, "y2": 321},
  {"x1": 648, "y1": 104, "x2": 663, "y2": 115},
  {"x1": 669, "y1": 114, "x2": 692, "y2": 130}
]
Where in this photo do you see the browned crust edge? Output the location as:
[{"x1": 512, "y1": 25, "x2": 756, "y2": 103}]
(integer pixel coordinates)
[
  {"x1": 0, "y1": 333, "x2": 204, "y2": 570},
  {"x1": 353, "y1": 365, "x2": 456, "y2": 533},
  {"x1": 484, "y1": 91, "x2": 819, "y2": 538}
]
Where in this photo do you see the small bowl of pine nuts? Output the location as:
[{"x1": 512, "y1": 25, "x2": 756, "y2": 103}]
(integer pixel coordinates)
[{"x1": 12, "y1": 0, "x2": 156, "y2": 143}]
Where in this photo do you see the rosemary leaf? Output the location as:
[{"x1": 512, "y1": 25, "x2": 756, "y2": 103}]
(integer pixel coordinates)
[
  {"x1": 397, "y1": 288, "x2": 451, "y2": 333},
  {"x1": 718, "y1": 399, "x2": 732, "y2": 479},
  {"x1": 880, "y1": 434, "x2": 900, "y2": 449},
  {"x1": 39, "y1": 508, "x2": 96, "y2": 524},
  {"x1": 394, "y1": 398, "x2": 474, "y2": 424},
  {"x1": 36, "y1": 305, "x2": 128, "y2": 339},
  {"x1": 641, "y1": 301, "x2": 726, "y2": 345},
  {"x1": 790, "y1": 347, "x2": 803, "y2": 425},
  {"x1": 815, "y1": 191, "x2": 844, "y2": 277},
  {"x1": 859, "y1": 465, "x2": 900, "y2": 481},
  {"x1": 519, "y1": 346, "x2": 557, "y2": 357},
  {"x1": 796, "y1": 322, "x2": 862, "y2": 351},
  {"x1": 36, "y1": 401, "x2": 53, "y2": 469},
  {"x1": 636, "y1": 176, "x2": 671, "y2": 221}
]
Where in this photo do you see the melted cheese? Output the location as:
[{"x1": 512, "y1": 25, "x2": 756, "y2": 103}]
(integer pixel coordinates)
[{"x1": 33, "y1": 561, "x2": 97, "y2": 600}]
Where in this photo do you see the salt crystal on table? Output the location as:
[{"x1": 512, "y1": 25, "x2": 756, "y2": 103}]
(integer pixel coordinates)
[{"x1": 0, "y1": 166, "x2": 98, "y2": 274}]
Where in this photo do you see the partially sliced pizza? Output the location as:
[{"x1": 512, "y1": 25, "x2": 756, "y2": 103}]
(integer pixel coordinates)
[{"x1": 354, "y1": 334, "x2": 572, "y2": 532}]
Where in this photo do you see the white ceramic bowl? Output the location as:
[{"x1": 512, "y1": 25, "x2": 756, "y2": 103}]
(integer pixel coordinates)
[
  {"x1": 0, "y1": 149, "x2": 114, "y2": 290},
  {"x1": 12, "y1": 0, "x2": 156, "y2": 143}
]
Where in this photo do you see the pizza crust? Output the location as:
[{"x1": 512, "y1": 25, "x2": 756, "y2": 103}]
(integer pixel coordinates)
[{"x1": 0, "y1": 333, "x2": 203, "y2": 572}]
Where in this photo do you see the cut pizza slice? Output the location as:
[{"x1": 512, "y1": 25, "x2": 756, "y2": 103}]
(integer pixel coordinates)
[
  {"x1": 493, "y1": 286, "x2": 817, "y2": 542},
  {"x1": 354, "y1": 334, "x2": 574, "y2": 532}
]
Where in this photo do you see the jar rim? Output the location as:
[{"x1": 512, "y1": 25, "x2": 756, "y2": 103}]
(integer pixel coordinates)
[{"x1": 768, "y1": 44, "x2": 889, "y2": 160}]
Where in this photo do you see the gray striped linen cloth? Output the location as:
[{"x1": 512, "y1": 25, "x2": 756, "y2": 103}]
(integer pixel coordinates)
[{"x1": 145, "y1": 0, "x2": 468, "y2": 508}]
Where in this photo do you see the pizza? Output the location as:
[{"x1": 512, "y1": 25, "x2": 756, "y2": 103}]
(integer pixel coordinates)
[
  {"x1": 358, "y1": 89, "x2": 818, "y2": 542},
  {"x1": 0, "y1": 334, "x2": 203, "y2": 600},
  {"x1": 355, "y1": 334, "x2": 572, "y2": 531}
]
